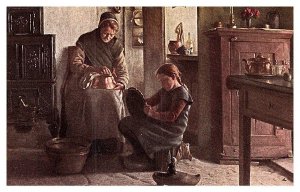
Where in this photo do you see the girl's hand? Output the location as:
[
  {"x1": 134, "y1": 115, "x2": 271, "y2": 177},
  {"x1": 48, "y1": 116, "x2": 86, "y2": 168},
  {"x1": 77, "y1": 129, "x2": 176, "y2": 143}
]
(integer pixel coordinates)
[{"x1": 144, "y1": 104, "x2": 153, "y2": 116}]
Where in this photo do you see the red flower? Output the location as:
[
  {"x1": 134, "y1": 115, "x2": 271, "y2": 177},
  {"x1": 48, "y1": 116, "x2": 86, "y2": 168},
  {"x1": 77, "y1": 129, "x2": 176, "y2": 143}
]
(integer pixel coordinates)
[{"x1": 241, "y1": 7, "x2": 260, "y2": 20}]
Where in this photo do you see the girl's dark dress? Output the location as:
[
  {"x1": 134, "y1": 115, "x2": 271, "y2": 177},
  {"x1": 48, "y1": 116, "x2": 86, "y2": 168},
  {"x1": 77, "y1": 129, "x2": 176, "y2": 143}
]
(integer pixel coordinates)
[{"x1": 119, "y1": 86, "x2": 193, "y2": 158}]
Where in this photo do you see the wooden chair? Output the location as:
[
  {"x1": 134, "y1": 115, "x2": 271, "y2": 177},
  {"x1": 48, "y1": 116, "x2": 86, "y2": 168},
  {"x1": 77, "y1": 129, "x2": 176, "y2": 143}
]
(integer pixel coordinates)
[{"x1": 59, "y1": 46, "x2": 76, "y2": 137}]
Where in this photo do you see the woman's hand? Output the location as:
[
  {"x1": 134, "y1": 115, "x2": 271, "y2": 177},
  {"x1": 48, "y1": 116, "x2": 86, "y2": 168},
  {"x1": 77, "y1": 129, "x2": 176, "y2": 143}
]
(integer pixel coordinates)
[
  {"x1": 94, "y1": 66, "x2": 111, "y2": 75},
  {"x1": 113, "y1": 82, "x2": 124, "y2": 90},
  {"x1": 91, "y1": 76, "x2": 100, "y2": 88}
]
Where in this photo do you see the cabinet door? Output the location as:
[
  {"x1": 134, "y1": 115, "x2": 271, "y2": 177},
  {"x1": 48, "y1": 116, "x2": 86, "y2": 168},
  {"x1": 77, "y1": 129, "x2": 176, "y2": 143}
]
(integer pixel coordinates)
[
  {"x1": 229, "y1": 41, "x2": 292, "y2": 158},
  {"x1": 7, "y1": 35, "x2": 55, "y2": 81},
  {"x1": 7, "y1": 7, "x2": 43, "y2": 35},
  {"x1": 7, "y1": 83, "x2": 55, "y2": 123}
]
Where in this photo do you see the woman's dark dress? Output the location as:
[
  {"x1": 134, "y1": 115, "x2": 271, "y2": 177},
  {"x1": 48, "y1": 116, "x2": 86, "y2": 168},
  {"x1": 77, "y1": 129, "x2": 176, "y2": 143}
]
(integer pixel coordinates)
[{"x1": 64, "y1": 28, "x2": 128, "y2": 142}]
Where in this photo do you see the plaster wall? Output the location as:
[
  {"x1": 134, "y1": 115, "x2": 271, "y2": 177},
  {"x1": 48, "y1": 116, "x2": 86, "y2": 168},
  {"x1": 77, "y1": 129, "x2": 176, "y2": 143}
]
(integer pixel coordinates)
[
  {"x1": 124, "y1": 8, "x2": 144, "y2": 91},
  {"x1": 165, "y1": 7, "x2": 197, "y2": 55},
  {"x1": 43, "y1": 7, "x2": 104, "y2": 117}
]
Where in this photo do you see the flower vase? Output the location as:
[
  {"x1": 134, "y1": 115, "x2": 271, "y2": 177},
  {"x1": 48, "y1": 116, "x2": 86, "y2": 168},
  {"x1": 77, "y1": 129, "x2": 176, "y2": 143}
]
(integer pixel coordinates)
[{"x1": 246, "y1": 18, "x2": 252, "y2": 28}]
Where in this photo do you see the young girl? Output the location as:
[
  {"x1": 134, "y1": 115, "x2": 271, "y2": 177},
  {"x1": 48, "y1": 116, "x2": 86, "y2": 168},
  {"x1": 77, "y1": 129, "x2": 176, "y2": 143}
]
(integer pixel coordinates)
[{"x1": 119, "y1": 63, "x2": 193, "y2": 170}]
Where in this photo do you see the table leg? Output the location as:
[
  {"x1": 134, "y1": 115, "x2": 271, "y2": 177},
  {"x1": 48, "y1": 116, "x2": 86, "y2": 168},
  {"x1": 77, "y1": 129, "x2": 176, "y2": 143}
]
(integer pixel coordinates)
[{"x1": 239, "y1": 90, "x2": 251, "y2": 185}]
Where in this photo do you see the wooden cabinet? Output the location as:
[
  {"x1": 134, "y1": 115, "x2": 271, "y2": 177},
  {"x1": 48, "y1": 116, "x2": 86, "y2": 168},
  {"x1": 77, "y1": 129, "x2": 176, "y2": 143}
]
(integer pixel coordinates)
[
  {"x1": 7, "y1": 7, "x2": 57, "y2": 135},
  {"x1": 7, "y1": 34, "x2": 57, "y2": 134},
  {"x1": 205, "y1": 28, "x2": 293, "y2": 163}
]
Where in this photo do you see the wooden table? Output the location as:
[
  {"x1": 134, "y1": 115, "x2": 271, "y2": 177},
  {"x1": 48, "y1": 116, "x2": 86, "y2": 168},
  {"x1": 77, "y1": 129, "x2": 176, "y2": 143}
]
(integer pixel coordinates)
[{"x1": 227, "y1": 75, "x2": 293, "y2": 185}]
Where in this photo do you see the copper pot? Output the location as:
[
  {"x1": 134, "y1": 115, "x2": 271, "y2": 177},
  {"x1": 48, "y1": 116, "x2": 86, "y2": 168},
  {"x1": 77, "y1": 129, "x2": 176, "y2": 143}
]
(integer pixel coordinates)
[
  {"x1": 242, "y1": 53, "x2": 272, "y2": 75},
  {"x1": 45, "y1": 137, "x2": 91, "y2": 174}
]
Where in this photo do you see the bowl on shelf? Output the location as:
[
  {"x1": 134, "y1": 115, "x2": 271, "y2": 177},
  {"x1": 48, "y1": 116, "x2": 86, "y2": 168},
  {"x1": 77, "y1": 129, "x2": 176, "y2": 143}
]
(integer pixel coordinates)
[{"x1": 168, "y1": 40, "x2": 181, "y2": 54}]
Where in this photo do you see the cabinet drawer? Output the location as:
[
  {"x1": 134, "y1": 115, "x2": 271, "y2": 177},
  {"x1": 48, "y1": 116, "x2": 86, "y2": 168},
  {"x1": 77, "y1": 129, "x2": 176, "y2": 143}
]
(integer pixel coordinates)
[{"x1": 246, "y1": 87, "x2": 293, "y2": 125}]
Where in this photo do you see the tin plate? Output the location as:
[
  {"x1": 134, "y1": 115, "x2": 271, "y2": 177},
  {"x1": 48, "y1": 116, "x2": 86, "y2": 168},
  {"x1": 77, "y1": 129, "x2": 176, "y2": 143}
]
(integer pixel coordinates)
[{"x1": 126, "y1": 87, "x2": 146, "y2": 117}]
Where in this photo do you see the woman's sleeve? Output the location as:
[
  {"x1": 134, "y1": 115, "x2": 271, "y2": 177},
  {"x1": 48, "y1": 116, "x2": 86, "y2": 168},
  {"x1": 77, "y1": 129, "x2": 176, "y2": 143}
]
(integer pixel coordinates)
[
  {"x1": 113, "y1": 50, "x2": 129, "y2": 88},
  {"x1": 69, "y1": 46, "x2": 93, "y2": 75}
]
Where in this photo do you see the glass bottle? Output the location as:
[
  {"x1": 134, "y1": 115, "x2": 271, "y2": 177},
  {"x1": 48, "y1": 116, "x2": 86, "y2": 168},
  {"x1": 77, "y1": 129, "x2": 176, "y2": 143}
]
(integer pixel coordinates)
[
  {"x1": 274, "y1": 59, "x2": 284, "y2": 76},
  {"x1": 185, "y1": 32, "x2": 193, "y2": 54}
]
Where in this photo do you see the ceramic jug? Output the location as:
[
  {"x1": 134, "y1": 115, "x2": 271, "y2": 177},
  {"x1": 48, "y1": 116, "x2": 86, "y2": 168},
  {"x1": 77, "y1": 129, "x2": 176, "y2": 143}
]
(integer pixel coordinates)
[{"x1": 267, "y1": 11, "x2": 280, "y2": 29}]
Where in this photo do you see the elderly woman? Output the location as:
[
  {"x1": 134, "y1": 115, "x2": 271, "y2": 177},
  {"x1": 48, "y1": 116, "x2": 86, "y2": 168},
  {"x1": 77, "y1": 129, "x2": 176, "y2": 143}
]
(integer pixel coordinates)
[{"x1": 64, "y1": 12, "x2": 129, "y2": 153}]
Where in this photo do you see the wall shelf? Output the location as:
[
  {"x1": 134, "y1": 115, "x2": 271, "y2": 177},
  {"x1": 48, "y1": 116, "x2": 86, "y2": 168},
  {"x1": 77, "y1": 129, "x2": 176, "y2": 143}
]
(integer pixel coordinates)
[{"x1": 167, "y1": 54, "x2": 198, "y2": 62}]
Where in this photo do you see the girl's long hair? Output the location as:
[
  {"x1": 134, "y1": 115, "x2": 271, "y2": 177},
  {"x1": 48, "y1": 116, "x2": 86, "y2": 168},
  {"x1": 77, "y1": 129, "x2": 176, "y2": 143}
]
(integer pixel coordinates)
[
  {"x1": 156, "y1": 63, "x2": 190, "y2": 91},
  {"x1": 155, "y1": 63, "x2": 183, "y2": 85}
]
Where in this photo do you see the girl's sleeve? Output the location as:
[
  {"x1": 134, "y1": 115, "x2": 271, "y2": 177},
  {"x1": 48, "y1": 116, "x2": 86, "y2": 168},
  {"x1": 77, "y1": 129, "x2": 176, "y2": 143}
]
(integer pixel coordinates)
[
  {"x1": 149, "y1": 87, "x2": 193, "y2": 122},
  {"x1": 149, "y1": 99, "x2": 187, "y2": 122}
]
